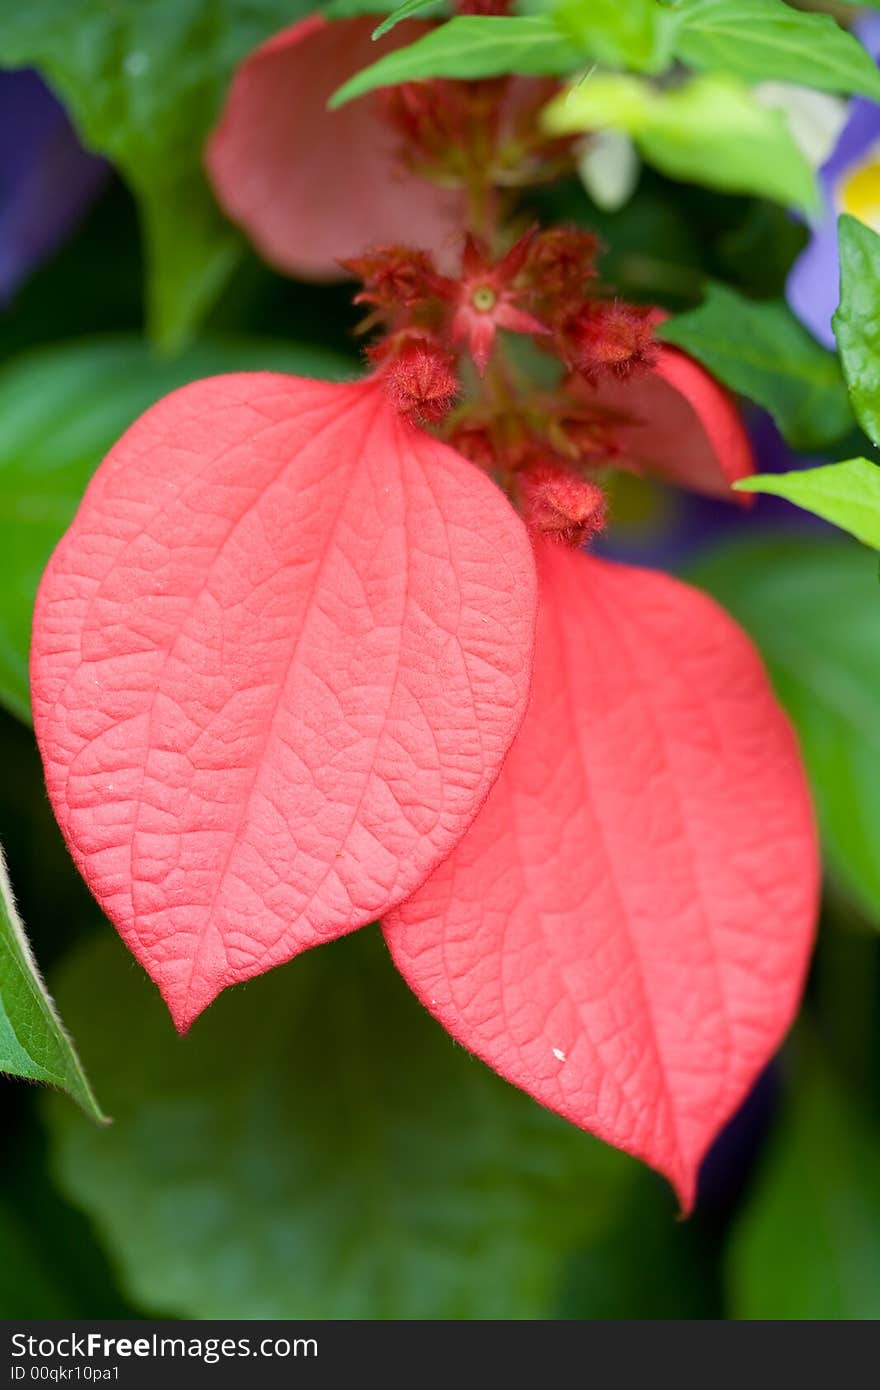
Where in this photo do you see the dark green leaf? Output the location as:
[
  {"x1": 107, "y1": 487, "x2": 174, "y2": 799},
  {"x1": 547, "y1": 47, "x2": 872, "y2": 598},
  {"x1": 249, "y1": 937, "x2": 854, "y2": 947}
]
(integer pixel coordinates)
[
  {"x1": 691, "y1": 537, "x2": 880, "y2": 928},
  {"x1": 0, "y1": 1108, "x2": 139, "y2": 1317},
  {"x1": 728, "y1": 1055, "x2": 880, "y2": 1319},
  {"x1": 45, "y1": 929, "x2": 633, "y2": 1319},
  {"x1": 736, "y1": 460, "x2": 880, "y2": 549},
  {"x1": 0, "y1": 1, "x2": 315, "y2": 350},
  {"x1": 0, "y1": 336, "x2": 353, "y2": 723},
  {"x1": 557, "y1": 1174, "x2": 721, "y2": 1317},
  {"x1": 0, "y1": 1198, "x2": 78, "y2": 1318},
  {"x1": 0, "y1": 843, "x2": 103, "y2": 1120},
  {"x1": 330, "y1": 15, "x2": 583, "y2": 105},
  {"x1": 674, "y1": 0, "x2": 880, "y2": 100},
  {"x1": 715, "y1": 199, "x2": 808, "y2": 303},
  {"x1": 0, "y1": 708, "x2": 120, "y2": 979},
  {"x1": 660, "y1": 283, "x2": 854, "y2": 449},
  {"x1": 543, "y1": 73, "x2": 818, "y2": 213},
  {"x1": 834, "y1": 214, "x2": 880, "y2": 449}
]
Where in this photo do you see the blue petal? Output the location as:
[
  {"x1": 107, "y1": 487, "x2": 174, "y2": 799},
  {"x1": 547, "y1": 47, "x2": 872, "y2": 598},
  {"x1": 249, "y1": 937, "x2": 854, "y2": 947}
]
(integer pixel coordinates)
[{"x1": 0, "y1": 69, "x2": 108, "y2": 304}]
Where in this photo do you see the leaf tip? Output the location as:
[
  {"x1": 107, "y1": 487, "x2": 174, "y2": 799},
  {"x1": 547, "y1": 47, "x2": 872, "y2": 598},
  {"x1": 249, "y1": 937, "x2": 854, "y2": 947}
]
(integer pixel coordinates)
[
  {"x1": 327, "y1": 79, "x2": 354, "y2": 110},
  {"x1": 166, "y1": 992, "x2": 209, "y2": 1038},
  {"x1": 154, "y1": 967, "x2": 220, "y2": 1037}
]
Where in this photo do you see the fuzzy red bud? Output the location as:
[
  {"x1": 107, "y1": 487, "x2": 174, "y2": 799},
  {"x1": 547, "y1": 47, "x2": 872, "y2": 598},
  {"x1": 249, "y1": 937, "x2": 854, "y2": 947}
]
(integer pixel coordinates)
[
  {"x1": 384, "y1": 340, "x2": 460, "y2": 424},
  {"x1": 569, "y1": 301, "x2": 659, "y2": 380},
  {"x1": 342, "y1": 246, "x2": 440, "y2": 311},
  {"x1": 520, "y1": 466, "x2": 607, "y2": 547}
]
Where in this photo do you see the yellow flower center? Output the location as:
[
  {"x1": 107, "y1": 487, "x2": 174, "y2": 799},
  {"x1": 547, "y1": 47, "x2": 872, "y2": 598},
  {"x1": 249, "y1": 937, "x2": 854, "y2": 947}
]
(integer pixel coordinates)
[
  {"x1": 838, "y1": 149, "x2": 880, "y2": 231},
  {"x1": 472, "y1": 285, "x2": 497, "y2": 312}
]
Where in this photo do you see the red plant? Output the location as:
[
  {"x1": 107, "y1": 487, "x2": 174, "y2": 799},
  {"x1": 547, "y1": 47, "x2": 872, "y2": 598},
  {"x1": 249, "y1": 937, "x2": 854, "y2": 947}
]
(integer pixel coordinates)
[{"x1": 30, "y1": 10, "x2": 819, "y2": 1212}]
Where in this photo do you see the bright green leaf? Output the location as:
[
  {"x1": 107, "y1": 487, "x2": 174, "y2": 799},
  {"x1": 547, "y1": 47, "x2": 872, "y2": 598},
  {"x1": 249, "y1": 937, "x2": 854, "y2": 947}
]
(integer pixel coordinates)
[
  {"x1": 659, "y1": 283, "x2": 854, "y2": 450},
  {"x1": 330, "y1": 15, "x2": 583, "y2": 105},
  {"x1": 543, "y1": 72, "x2": 818, "y2": 213},
  {"x1": 553, "y1": 0, "x2": 681, "y2": 74},
  {"x1": 736, "y1": 460, "x2": 880, "y2": 549},
  {"x1": 728, "y1": 1056, "x2": 880, "y2": 1319},
  {"x1": 0, "y1": 1, "x2": 315, "y2": 351},
  {"x1": 834, "y1": 214, "x2": 880, "y2": 449},
  {"x1": 691, "y1": 537, "x2": 880, "y2": 929},
  {"x1": 45, "y1": 929, "x2": 632, "y2": 1319},
  {"x1": 0, "y1": 843, "x2": 103, "y2": 1121},
  {"x1": 372, "y1": 0, "x2": 445, "y2": 40},
  {"x1": 544, "y1": 72, "x2": 650, "y2": 133},
  {"x1": 674, "y1": 0, "x2": 880, "y2": 101},
  {"x1": 0, "y1": 336, "x2": 354, "y2": 724}
]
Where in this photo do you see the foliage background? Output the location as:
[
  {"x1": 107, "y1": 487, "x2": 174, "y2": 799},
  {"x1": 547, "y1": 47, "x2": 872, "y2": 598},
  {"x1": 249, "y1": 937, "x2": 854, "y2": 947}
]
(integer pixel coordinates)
[{"x1": 2, "y1": 0, "x2": 880, "y2": 1320}]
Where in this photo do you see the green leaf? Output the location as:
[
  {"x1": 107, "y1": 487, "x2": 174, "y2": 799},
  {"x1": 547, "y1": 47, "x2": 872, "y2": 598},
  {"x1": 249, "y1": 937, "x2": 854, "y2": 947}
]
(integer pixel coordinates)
[
  {"x1": 0, "y1": 842, "x2": 103, "y2": 1121},
  {"x1": 372, "y1": 0, "x2": 444, "y2": 40},
  {"x1": 728, "y1": 1056, "x2": 880, "y2": 1319},
  {"x1": 553, "y1": 0, "x2": 681, "y2": 74},
  {"x1": 542, "y1": 72, "x2": 818, "y2": 213},
  {"x1": 0, "y1": 1, "x2": 315, "y2": 351},
  {"x1": 834, "y1": 215, "x2": 880, "y2": 449},
  {"x1": 674, "y1": 0, "x2": 880, "y2": 101},
  {"x1": 0, "y1": 336, "x2": 354, "y2": 724},
  {"x1": 691, "y1": 537, "x2": 880, "y2": 928},
  {"x1": 330, "y1": 15, "x2": 583, "y2": 105},
  {"x1": 44, "y1": 929, "x2": 632, "y2": 1319},
  {"x1": 736, "y1": 460, "x2": 880, "y2": 549},
  {"x1": 659, "y1": 283, "x2": 854, "y2": 450}
]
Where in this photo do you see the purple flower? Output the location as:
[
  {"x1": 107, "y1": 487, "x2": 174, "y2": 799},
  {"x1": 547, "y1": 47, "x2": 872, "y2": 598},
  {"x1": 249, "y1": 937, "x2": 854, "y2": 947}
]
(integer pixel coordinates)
[
  {"x1": 787, "y1": 14, "x2": 880, "y2": 349},
  {"x1": 0, "y1": 70, "x2": 108, "y2": 305}
]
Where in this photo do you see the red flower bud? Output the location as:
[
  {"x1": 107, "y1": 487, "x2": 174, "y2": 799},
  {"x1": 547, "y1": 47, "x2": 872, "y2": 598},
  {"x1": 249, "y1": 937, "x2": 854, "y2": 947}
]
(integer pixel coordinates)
[
  {"x1": 384, "y1": 339, "x2": 460, "y2": 423},
  {"x1": 341, "y1": 246, "x2": 440, "y2": 311},
  {"x1": 379, "y1": 80, "x2": 502, "y2": 175},
  {"x1": 524, "y1": 227, "x2": 600, "y2": 305},
  {"x1": 569, "y1": 301, "x2": 659, "y2": 380},
  {"x1": 519, "y1": 466, "x2": 608, "y2": 547}
]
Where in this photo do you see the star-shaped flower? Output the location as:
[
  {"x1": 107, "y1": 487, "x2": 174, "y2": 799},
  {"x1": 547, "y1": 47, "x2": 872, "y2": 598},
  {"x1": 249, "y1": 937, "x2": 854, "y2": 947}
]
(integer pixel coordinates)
[{"x1": 441, "y1": 230, "x2": 549, "y2": 373}]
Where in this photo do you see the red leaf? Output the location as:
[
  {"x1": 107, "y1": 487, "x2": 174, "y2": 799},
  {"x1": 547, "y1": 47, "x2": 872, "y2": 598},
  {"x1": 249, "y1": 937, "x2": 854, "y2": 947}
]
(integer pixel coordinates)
[
  {"x1": 592, "y1": 345, "x2": 755, "y2": 501},
  {"x1": 384, "y1": 541, "x2": 817, "y2": 1209},
  {"x1": 31, "y1": 375, "x2": 537, "y2": 1030},
  {"x1": 205, "y1": 16, "x2": 466, "y2": 280}
]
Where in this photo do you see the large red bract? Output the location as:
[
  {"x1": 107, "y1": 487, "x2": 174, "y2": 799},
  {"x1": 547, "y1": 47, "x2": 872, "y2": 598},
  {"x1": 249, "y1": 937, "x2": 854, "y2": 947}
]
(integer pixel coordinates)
[
  {"x1": 205, "y1": 16, "x2": 466, "y2": 280},
  {"x1": 593, "y1": 345, "x2": 755, "y2": 501},
  {"x1": 30, "y1": 374, "x2": 537, "y2": 1030},
  {"x1": 29, "y1": 359, "x2": 817, "y2": 1199},
  {"x1": 384, "y1": 541, "x2": 819, "y2": 1209}
]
